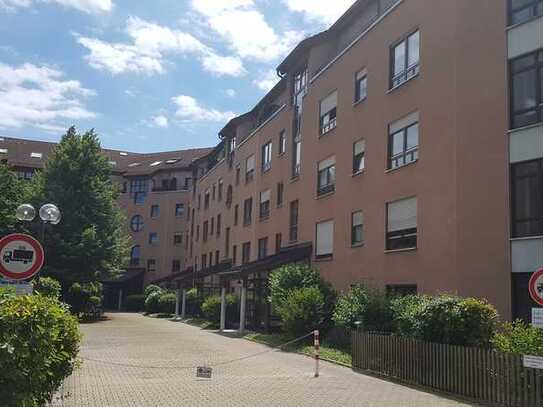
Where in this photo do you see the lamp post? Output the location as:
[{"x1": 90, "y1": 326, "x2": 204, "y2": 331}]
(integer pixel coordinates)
[{"x1": 16, "y1": 203, "x2": 61, "y2": 242}]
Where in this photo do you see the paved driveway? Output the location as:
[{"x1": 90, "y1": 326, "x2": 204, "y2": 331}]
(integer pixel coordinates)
[{"x1": 53, "y1": 313, "x2": 477, "y2": 407}]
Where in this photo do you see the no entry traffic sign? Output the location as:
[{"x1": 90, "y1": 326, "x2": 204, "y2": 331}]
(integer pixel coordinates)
[
  {"x1": 529, "y1": 269, "x2": 543, "y2": 307},
  {"x1": 0, "y1": 234, "x2": 44, "y2": 281}
]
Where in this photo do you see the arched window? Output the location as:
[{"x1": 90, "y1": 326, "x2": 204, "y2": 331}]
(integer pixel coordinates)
[
  {"x1": 130, "y1": 245, "x2": 141, "y2": 266},
  {"x1": 130, "y1": 215, "x2": 144, "y2": 232}
]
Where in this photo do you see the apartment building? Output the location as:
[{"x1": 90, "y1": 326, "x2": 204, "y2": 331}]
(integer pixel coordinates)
[
  {"x1": 507, "y1": 0, "x2": 543, "y2": 321},
  {"x1": 0, "y1": 136, "x2": 210, "y2": 305}
]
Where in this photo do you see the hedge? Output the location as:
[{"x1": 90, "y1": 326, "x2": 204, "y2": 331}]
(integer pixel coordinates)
[
  {"x1": 125, "y1": 294, "x2": 146, "y2": 312},
  {"x1": 201, "y1": 294, "x2": 238, "y2": 325},
  {"x1": 492, "y1": 320, "x2": 543, "y2": 356},
  {"x1": 0, "y1": 294, "x2": 80, "y2": 407},
  {"x1": 157, "y1": 293, "x2": 177, "y2": 314}
]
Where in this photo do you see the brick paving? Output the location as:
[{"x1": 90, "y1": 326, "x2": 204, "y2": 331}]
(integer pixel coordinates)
[{"x1": 52, "y1": 313, "x2": 478, "y2": 407}]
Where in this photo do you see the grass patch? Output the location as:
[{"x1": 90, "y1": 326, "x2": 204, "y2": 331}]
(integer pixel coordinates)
[{"x1": 244, "y1": 332, "x2": 352, "y2": 367}]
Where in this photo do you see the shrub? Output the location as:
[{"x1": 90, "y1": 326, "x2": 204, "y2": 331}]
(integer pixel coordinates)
[
  {"x1": 33, "y1": 277, "x2": 61, "y2": 299},
  {"x1": 144, "y1": 285, "x2": 162, "y2": 298},
  {"x1": 201, "y1": 294, "x2": 238, "y2": 325},
  {"x1": 277, "y1": 287, "x2": 326, "y2": 336},
  {"x1": 390, "y1": 294, "x2": 431, "y2": 336},
  {"x1": 492, "y1": 320, "x2": 543, "y2": 356},
  {"x1": 333, "y1": 285, "x2": 393, "y2": 332},
  {"x1": 125, "y1": 294, "x2": 146, "y2": 312},
  {"x1": 144, "y1": 290, "x2": 163, "y2": 314},
  {"x1": 416, "y1": 295, "x2": 498, "y2": 347},
  {"x1": 0, "y1": 286, "x2": 15, "y2": 299},
  {"x1": 67, "y1": 281, "x2": 102, "y2": 315},
  {"x1": 157, "y1": 292, "x2": 177, "y2": 314},
  {"x1": 0, "y1": 294, "x2": 80, "y2": 407}
]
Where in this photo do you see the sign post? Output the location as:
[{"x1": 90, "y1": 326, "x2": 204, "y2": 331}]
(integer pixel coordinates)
[{"x1": 0, "y1": 234, "x2": 44, "y2": 282}]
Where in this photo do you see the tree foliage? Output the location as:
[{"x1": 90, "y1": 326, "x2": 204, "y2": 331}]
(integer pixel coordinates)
[
  {"x1": 0, "y1": 163, "x2": 29, "y2": 237},
  {"x1": 29, "y1": 127, "x2": 129, "y2": 286}
]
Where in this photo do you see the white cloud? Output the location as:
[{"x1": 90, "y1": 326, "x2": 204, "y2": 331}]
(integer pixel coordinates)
[
  {"x1": 0, "y1": 0, "x2": 112, "y2": 13},
  {"x1": 77, "y1": 17, "x2": 246, "y2": 77},
  {"x1": 0, "y1": 63, "x2": 96, "y2": 131},
  {"x1": 225, "y1": 88, "x2": 236, "y2": 97},
  {"x1": 282, "y1": 0, "x2": 356, "y2": 25},
  {"x1": 172, "y1": 95, "x2": 235, "y2": 123},
  {"x1": 152, "y1": 115, "x2": 168, "y2": 128},
  {"x1": 253, "y1": 69, "x2": 280, "y2": 92},
  {"x1": 191, "y1": 0, "x2": 304, "y2": 62}
]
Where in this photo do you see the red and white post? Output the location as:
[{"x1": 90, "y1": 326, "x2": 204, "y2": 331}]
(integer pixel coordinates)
[{"x1": 314, "y1": 330, "x2": 320, "y2": 378}]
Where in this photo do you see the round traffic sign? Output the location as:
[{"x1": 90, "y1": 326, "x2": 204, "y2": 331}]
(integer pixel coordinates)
[
  {"x1": 0, "y1": 234, "x2": 44, "y2": 281},
  {"x1": 529, "y1": 269, "x2": 543, "y2": 307}
]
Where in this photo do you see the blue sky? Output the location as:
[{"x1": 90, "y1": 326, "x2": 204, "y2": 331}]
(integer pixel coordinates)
[{"x1": 0, "y1": 0, "x2": 356, "y2": 152}]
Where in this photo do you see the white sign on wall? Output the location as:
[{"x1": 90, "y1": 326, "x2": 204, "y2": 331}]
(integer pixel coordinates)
[
  {"x1": 532, "y1": 308, "x2": 543, "y2": 329},
  {"x1": 523, "y1": 355, "x2": 543, "y2": 370},
  {"x1": 0, "y1": 278, "x2": 33, "y2": 296}
]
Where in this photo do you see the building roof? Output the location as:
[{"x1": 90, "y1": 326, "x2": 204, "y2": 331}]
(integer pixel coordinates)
[{"x1": 0, "y1": 136, "x2": 213, "y2": 176}]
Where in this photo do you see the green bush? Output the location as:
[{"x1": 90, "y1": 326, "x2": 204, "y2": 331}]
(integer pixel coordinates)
[
  {"x1": 0, "y1": 294, "x2": 80, "y2": 407},
  {"x1": 186, "y1": 287, "x2": 203, "y2": 315},
  {"x1": 125, "y1": 294, "x2": 146, "y2": 312},
  {"x1": 269, "y1": 264, "x2": 336, "y2": 335},
  {"x1": 277, "y1": 286, "x2": 326, "y2": 336},
  {"x1": 201, "y1": 294, "x2": 238, "y2": 324},
  {"x1": 390, "y1": 294, "x2": 431, "y2": 336},
  {"x1": 67, "y1": 281, "x2": 102, "y2": 315},
  {"x1": 333, "y1": 285, "x2": 393, "y2": 332},
  {"x1": 144, "y1": 285, "x2": 162, "y2": 298},
  {"x1": 0, "y1": 286, "x2": 15, "y2": 299},
  {"x1": 492, "y1": 320, "x2": 543, "y2": 356},
  {"x1": 33, "y1": 277, "x2": 61, "y2": 299},
  {"x1": 416, "y1": 295, "x2": 498, "y2": 347},
  {"x1": 157, "y1": 293, "x2": 177, "y2": 314},
  {"x1": 144, "y1": 290, "x2": 163, "y2": 314}
]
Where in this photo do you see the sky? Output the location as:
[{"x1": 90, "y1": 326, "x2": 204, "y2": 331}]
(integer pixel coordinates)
[{"x1": 0, "y1": 0, "x2": 357, "y2": 153}]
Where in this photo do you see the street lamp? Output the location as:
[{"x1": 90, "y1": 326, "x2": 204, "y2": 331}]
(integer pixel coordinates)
[{"x1": 16, "y1": 203, "x2": 62, "y2": 241}]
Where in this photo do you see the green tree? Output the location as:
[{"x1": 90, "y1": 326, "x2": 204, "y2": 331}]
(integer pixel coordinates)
[
  {"x1": 31, "y1": 127, "x2": 129, "y2": 287},
  {"x1": 0, "y1": 163, "x2": 29, "y2": 237}
]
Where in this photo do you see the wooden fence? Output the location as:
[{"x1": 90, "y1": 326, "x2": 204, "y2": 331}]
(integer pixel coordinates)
[{"x1": 352, "y1": 331, "x2": 543, "y2": 407}]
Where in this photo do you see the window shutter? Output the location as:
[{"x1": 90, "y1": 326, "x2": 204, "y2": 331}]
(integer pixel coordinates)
[
  {"x1": 354, "y1": 140, "x2": 365, "y2": 155},
  {"x1": 353, "y1": 211, "x2": 364, "y2": 227},
  {"x1": 387, "y1": 197, "x2": 417, "y2": 232},
  {"x1": 316, "y1": 220, "x2": 334, "y2": 256},
  {"x1": 260, "y1": 190, "x2": 271, "y2": 203},
  {"x1": 320, "y1": 91, "x2": 337, "y2": 115},
  {"x1": 318, "y1": 156, "x2": 336, "y2": 171},
  {"x1": 389, "y1": 111, "x2": 419, "y2": 135},
  {"x1": 246, "y1": 155, "x2": 255, "y2": 171}
]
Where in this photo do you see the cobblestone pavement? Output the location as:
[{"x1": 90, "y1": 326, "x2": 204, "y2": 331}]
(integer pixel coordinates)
[{"x1": 52, "y1": 313, "x2": 477, "y2": 407}]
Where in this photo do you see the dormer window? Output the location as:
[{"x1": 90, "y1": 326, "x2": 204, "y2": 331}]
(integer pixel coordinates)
[
  {"x1": 30, "y1": 152, "x2": 42, "y2": 159},
  {"x1": 150, "y1": 161, "x2": 162, "y2": 167},
  {"x1": 128, "y1": 162, "x2": 141, "y2": 167},
  {"x1": 120, "y1": 152, "x2": 128, "y2": 156},
  {"x1": 166, "y1": 159, "x2": 178, "y2": 164},
  {"x1": 0, "y1": 148, "x2": 7, "y2": 154}
]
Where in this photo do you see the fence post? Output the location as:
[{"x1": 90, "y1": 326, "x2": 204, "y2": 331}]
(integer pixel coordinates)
[{"x1": 314, "y1": 330, "x2": 320, "y2": 378}]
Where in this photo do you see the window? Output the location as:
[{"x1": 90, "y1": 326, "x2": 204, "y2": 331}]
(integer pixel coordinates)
[
  {"x1": 234, "y1": 204, "x2": 239, "y2": 225},
  {"x1": 510, "y1": 50, "x2": 543, "y2": 129},
  {"x1": 277, "y1": 182, "x2": 284, "y2": 207},
  {"x1": 316, "y1": 220, "x2": 334, "y2": 259},
  {"x1": 172, "y1": 260, "x2": 181, "y2": 272},
  {"x1": 509, "y1": 0, "x2": 543, "y2": 25},
  {"x1": 130, "y1": 178, "x2": 148, "y2": 204},
  {"x1": 386, "y1": 197, "x2": 417, "y2": 251},
  {"x1": 262, "y1": 141, "x2": 272, "y2": 172},
  {"x1": 204, "y1": 190, "x2": 210, "y2": 209},
  {"x1": 289, "y1": 200, "x2": 299, "y2": 242},
  {"x1": 147, "y1": 259, "x2": 156, "y2": 273},
  {"x1": 391, "y1": 30, "x2": 420, "y2": 89},
  {"x1": 355, "y1": 69, "x2": 368, "y2": 103},
  {"x1": 226, "y1": 185, "x2": 233, "y2": 207},
  {"x1": 174, "y1": 233, "x2": 182, "y2": 245},
  {"x1": 217, "y1": 214, "x2": 222, "y2": 236},
  {"x1": 203, "y1": 221, "x2": 209, "y2": 242},
  {"x1": 150, "y1": 205, "x2": 160, "y2": 218},
  {"x1": 149, "y1": 232, "x2": 159, "y2": 245},
  {"x1": 388, "y1": 112, "x2": 419, "y2": 169},
  {"x1": 184, "y1": 177, "x2": 192, "y2": 190},
  {"x1": 130, "y1": 245, "x2": 140, "y2": 266},
  {"x1": 351, "y1": 211, "x2": 364, "y2": 246},
  {"x1": 292, "y1": 135, "x2": 301, "y2": 177},
  {"x1": 202, "y1": 254, "x2": 207, "y2": 269},
  {"x1": 275, "y1": 233, "x2": 282, "y2": 253},
  {"x1": 232, "y1": 245, "x2": 237, "y2": 265},
  {"x1": 258, "y1": 237, "x2": 268, "y2": 259},
  {"x1": 215, "y1": 251, "x2": 220, "y2": 266},
  {"x1": 198, "y1": 194, "x2": 201, "y2": 209},
  {"x1": 212, "y1": 184, "x2": 216, "y2": 200},
  {"x1": 242, "y1": 242, "x2": 251, "y2": 264},
  {"x1": 236, "y1": 164, "x2": 241, "y2": 185},
  {"x1": 218, "y1": 179, "x2": 224, "y2": 201},
  {"x1": 246, "y1": 155, "x2": 255, "y2": 183},
  {"x1": 210, "y1": 217, "x2": 215, "y2": 236},
  {"x1": 260, "y1": 190, "x2": 271, "y2": 220},
  {"x1": 243, "y1": 198, "x2": 253, "y2": 226},
  {"x1": 294, "y1": 68, "x2": 308, "y2": 94},
  {"x1": 353, "y1": 140, "x2": 365, "y2": 174},
  {"x1": 175, "y1": 203, "x2": 185, "y2": 217},
  {"x1": 130, "y1": 215, "x2": 144, "y2": 232},
  {"x1": 319, "y1": 91, "x2": 337, "y2": 135},
  {"x1": 317, "y1": 156, "x2": 336, "y2": 196},
  {"x1": 279, "y1": 130, "x2": 287, "y2": 155},
  {"x1": 512, "y1": 158, "x2": 543, "y2": 237},
  {"x1": 196, "y1": 225, "x2": 200, "y2": 241},
  {"x1": 386, "y1": 284, "x2": 418, "y2": 297},
  {"x1": 225, "y1": 227, "x2": 231, "y2": 257}
]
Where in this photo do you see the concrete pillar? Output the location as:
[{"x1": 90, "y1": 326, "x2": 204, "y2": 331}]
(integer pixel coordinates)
[
  {"x1": 174, "y1": 288, "x2": 181, "y2": 319},
  {"x1": 181, "y1": 288, "x2": 187, "y2": 319},
  {"x1": 117, "y1": 288, "x2": 123, "y2": 311},
  {"x1": 220, "y1": 286, "x2": 226, "y2": 332},
  {"x1": 239, "y1": 283, "x2": 247, "y2": 334}
]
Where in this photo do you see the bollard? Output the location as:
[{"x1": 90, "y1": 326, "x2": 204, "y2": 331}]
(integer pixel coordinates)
[{"x1": 314, "y1": 330, "x2": 320, "y2": 378}]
